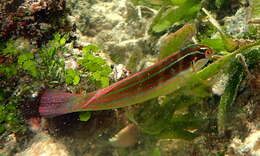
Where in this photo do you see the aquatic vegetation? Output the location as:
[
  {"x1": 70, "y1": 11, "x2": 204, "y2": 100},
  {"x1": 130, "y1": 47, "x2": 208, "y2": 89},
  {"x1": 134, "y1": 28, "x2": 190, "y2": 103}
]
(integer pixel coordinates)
[
  {"x1": 18, "y1": 52, "x2": 38, "y2": 78},
  {"x1": 0, "y1": 64, "x2": 17, "y2": 79},
  {"x1": 127, "y1": 97, "x2": 203, "y2": 140},
  {"x1": 0, "y1": 39, "x2": 35, "y2": 135},
  {"x1": 148, "y1": 0, "x2": 201, "y2": 34},
  {"x1": 217, "y1": 56, "x2": 244, "y2": 135},
  {"x1": 201, "y1": 37, "x2": 227, "y2": 52},
  {"x1": 206, "y1": 43, "x2": 260, "y2": 135},
  {"x1": 79, "y1": 45, "x2": 112, "y2": 88},
  {"x1": 65, "y1": 69, "x2": 81, "y2": 85},
  {"x1": 38, "y1": 33, "x2": 68, "y2": 81},
  {"x1": 159, "y1": 24, "x2": 196, "y2": 59},
  {"x1": 1, "y1": 40, "x2": 21, "y2": 56},
  {"x1": 0, "y1": 34, "x2": 73, "y2": 134},
  {"x1": 5, "y1": 35, "x2": 112, "y2": 123},
  {"x1": 0, "y1": 91, "x2": 26, "y2": 134},
  {"x1": 202, "y1": 8, "x2": 240, "y2": 52},
  {"x1": 129, "y1": 42, "x2": 260, "y2": 140}
]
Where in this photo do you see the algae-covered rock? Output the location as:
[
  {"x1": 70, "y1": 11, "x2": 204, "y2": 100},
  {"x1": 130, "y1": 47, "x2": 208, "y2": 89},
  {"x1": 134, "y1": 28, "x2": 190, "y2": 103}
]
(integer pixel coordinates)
[
  {"x1": 19, "y1": 133, "x2": 70, "y2": 156},
  {"x1": 227, "y1": 130, "x2": 260, "y2": 156}
]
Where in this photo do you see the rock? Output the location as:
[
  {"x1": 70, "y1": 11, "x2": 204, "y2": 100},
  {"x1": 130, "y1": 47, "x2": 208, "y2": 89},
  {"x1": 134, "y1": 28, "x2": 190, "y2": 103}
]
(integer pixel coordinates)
[
  {"x1": 224, "y1": 8, "x2": 249, "y2": 38},
  {"x1": 18, "y1": 133, "x2": 70, "y2": 156},
  {"x1": 227, "y1": 130, "x2": 260, "y2": 156},
  {"x1": 112, "y1": 64, "x2": 130, "y2": 81},
  {"x1": 66, "y1": 0, "x2": 157, "y2": 71},
  {"x1": 109, "y1": 124, "x2": 140, "y2": 147},
  {"x1": 65, "y1": 58, "x2": 78, "y2": 70}
]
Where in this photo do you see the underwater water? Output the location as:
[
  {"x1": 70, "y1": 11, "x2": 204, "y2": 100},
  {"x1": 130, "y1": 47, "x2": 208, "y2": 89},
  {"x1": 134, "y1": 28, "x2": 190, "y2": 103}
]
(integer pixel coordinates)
[{"x1": 0, "y1": 0, "x2": 259, "y2": 156}]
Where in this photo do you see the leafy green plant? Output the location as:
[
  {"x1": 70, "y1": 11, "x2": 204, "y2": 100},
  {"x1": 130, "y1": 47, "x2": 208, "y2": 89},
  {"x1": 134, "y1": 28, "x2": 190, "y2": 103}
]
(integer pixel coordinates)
[
  {"x1": 217, "y1": 58, "x2": 244, "y2": 135},
  {"x1": 159, "y1": 24, "x2": 196, "y2": 59},
  {"x1": 0, "y1": 89, "x2": 26, "y2": 134},
  {"x1": 149, "y1": 0, "x2": 201, "y2": 33},
  {"x1": 128, "y1": 42, "x2": 260, "y2": 140},
  {"x1": 79, "y1": 45, "x2": 112, "y2": 88},
  {"x1": 216, "y1": 45, "x2": 260, "y2": 135},
  {"x1": 18, "y1": 52, "x2": 38, "y2": 77},
  {"x1": 39, "y1": 33, "x2": 68, "y2": 81},
  {"x1": 201, "y1": 38, "x2": 227, "y2": 52},
  {"x1": 0, "y1": 65, "x2": 17, "y2": 79},
  {"x1": 1, "y1": 40, "x2": 21, "y2": 56},
  {"x1": 82, "y1": 45, "x2": 99, "y2": 53},
  {"x1": 0, "y1": 34, "x2": 70, "y2": 135},
  {"x1": 65, "y1": 69, "x2": 81, "y2": 85},
  {"x1": 0, "y1": 39, "x2": 34, "y2": 135}
]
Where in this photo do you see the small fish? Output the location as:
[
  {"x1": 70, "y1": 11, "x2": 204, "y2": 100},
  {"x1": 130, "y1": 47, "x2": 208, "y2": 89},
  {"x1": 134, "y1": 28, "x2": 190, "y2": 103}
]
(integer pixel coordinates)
[{"x1": 39, "y1": 45, "x2": 213, "y2": 117}]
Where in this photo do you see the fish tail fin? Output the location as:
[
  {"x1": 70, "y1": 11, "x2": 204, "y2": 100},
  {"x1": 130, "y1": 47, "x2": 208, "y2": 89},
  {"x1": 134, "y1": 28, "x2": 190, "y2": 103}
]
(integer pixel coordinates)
[{"x1": 39, "y1": 89, "x2": 82, "y2": 117}]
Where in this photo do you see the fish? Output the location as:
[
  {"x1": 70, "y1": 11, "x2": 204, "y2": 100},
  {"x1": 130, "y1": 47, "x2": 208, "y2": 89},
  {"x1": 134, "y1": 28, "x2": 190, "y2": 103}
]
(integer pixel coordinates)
[{"x1": 39, "y1": 45, "x2": 213, "y2": 117}]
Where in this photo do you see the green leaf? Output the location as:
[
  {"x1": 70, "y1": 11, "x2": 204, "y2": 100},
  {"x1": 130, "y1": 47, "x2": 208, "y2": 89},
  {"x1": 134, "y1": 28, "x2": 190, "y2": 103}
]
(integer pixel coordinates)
[
  {"x1": 0, "y1": 125, "x2": 5, "y2": 133},
  {"x1": 201, "y1": 38, "x2": 226, "y2": 51},
  {"x1": 0, "y1": 65, "x2": 17, "y2": 78},
  {"x1": 23, "y1": 60, "x2": 38, "y2": 77},
  {"x1": 100, "y1": 77, "x2": 109, "y2": 88},
  {"x1": 83, "y1": 45, "x2": 99, "y2": 53},
  {"x1": 156, "y1": 128, "x2": 199, "y2": 140},
  {"x1": 171, "y1": 114, "x2": 204, "y2": 129},
  {"x1": 18, "y1": 52, "x2": 34, "y2": 65},
  {"x1": 100, "y1": 67, "x2": 112, "y2": 76},
  {"x1": 151, "y1": 0, "x2": 201, "y2": 33},
  {"x1": 2, "y1": 41, "x2": 20, "y2": 56},
  {"x1": 53, "y1": 33, "x2": 61, "y2": 42},
  {"x1": 159, "y1": 24, "x2": 196, "y2": 59},
  {"x1": 73, "y1": 75, "x2": 80, "y2": 85},
  {"x1": 221, "y1": 34, "x2": 239, "y2": 52},
  {"x1": 79, "y1": 49, "x2": 112, "y2": 88},
  {"x1": 149, "y1": 148, "x2": 161, "y2": 156},
  {"x1": 79, "y1": 111, "x2": 91, "y2": 122},
  {"x1": 217, "y1": 55, "x2": 246, "y2": 135},
  {"x1": 6, "y1": 104, "x2": 16, "y2": 111},
  {"x1": 65, "y1": 76, "x2": 73, "y2": 84},
  {"x1": 65, "y1": 69, "x2": 81, "y2": 85},
  {"x1": 91, "y1": 72, "x2": 101, "y2": 80},
  {"x1": 23, "y1": 60, "x2": 33, "y2": 70},
  {"x1": 17, "y1": 52, "x2": 38, "y2": 78},
  {"x1": 170, "y1": 0, "x2": 186, "y2": 5},
  {"x1": 60, "y1": 37, "x2": 66, "y2": 46},
  {"x1": 128, "y1": 99, "x2": 174, "y2": 135}
]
